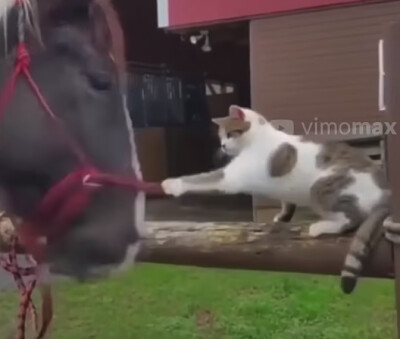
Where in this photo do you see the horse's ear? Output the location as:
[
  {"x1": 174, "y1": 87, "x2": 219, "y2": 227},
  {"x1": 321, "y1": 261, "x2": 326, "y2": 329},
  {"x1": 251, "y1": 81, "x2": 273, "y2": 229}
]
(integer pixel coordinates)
[
  {"x1": 39, "y1": 0, "x2": 110, "y2": 50},
  {"x1": 40, "y1": 0, "x2": 125, "y2": 72},
  {"x1": 88, "y1": 0, "x2": 126, "y2": 73},
  {"x1": 88, "y1": 0, "x2": 112, "y2": 54},
  {"x1": 38, "y1": 0, "x2": 92, "y2": 32}
]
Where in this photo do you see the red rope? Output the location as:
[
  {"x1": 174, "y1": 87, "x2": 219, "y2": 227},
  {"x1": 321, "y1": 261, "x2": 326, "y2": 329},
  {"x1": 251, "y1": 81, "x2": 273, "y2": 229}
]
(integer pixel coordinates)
[
  {"x1": 22, "y1": 57, "x2": 90, "y2": 165},
  {"x1": 0, "y1": 43, "x2": 52, "y2": 339},
  {"x1": 0, "y1": 237, "x2": 38, "y2": 338}
]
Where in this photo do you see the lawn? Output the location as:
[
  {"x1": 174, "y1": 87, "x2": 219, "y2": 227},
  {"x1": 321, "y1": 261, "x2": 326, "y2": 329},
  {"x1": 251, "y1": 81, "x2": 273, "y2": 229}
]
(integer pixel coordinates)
[{"x1": 0, "y1": 263, "x2": 396, "y2": 339}]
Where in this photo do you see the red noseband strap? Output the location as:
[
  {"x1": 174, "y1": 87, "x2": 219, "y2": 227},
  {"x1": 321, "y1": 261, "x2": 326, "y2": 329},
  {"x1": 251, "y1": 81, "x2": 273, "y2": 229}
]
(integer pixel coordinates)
[{"x1": 18, "y1": 167, "x2": 163, "y2": 262}]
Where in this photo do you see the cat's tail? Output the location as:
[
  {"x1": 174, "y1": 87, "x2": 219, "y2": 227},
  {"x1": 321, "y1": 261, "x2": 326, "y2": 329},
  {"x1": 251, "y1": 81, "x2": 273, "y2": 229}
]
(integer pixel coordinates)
[{"x1": 340, "y1": 205, "x2": 390, "y2": 294}]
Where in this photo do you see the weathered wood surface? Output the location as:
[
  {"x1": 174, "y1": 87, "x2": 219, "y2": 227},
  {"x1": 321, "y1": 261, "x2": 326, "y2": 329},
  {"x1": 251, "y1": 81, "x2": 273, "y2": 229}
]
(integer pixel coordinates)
[
  {"x1": 0, "y1": 218, "x2": 394, "y2": 279},
  {"x1": 139, "y1": 221, "x2": 394, "y2": 279}
]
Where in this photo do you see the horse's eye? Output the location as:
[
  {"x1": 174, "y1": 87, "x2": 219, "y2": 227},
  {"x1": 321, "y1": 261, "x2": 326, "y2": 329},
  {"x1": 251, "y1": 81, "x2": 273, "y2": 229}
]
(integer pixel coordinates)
[{"x1": 86, "y1": 70, "x2": 112, "y2": 91}]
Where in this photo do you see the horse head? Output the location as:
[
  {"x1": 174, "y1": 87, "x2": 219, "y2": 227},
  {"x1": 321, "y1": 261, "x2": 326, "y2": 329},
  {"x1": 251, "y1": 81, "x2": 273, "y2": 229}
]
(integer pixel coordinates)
[{"x1": 0, "y1": 0, "x2": 145, "y2": 281}]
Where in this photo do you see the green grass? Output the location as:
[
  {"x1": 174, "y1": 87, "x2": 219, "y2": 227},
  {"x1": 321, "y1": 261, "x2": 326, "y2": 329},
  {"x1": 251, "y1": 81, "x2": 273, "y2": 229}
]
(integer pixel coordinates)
[{"x1": 0, "y1": 264, "x2": 396, "y2": 338}]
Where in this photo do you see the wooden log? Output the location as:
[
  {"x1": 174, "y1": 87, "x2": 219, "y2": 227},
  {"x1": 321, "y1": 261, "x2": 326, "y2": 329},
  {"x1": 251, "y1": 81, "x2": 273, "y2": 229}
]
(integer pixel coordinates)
[
  {"x1": 1, "y1": 218, "x2": 394, "y2": 280},
  {"x1": 139, "y1": 221, "x2": 394, "y2": 279}
]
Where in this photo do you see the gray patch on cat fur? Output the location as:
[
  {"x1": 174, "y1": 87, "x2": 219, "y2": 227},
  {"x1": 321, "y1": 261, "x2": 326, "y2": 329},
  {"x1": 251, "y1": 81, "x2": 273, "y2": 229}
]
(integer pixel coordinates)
[
  {"x1": 316, "y1": 142, "x2": 373, "y2": 170},
  {"x1": 314, "y1": 140, "x2": 389, "y2": 210},
  {"x1": 310, "y1": 140, "x2": 390, "y2": 293},
  {"x1": 315, "y1": 141, "x2": 388, "y2": 188},
  {"x1": 341, "y1": 203, "x2": 390, "y2": 293},
  {"x1": 258, "y1": 117, "x2": 266, "y2": 125},
  {"x1": 310, "y1": 172, "x2": 364, "y2": 232},
  {"x1": 269, "y1": 143, "x2": 297, "y2": 177}
]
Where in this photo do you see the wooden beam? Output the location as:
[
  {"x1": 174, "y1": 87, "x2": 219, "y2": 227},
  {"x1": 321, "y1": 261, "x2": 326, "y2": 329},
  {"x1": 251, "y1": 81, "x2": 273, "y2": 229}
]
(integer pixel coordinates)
[
  {"x1": 1, "y1": 219, "x2": 394, "y2": 280},
  {"x1": 139, "y1": 221, "x2": 394, "y2": 279},
  {"x1": 382, "y1": 20, "x2": 400, "y2": 338}
]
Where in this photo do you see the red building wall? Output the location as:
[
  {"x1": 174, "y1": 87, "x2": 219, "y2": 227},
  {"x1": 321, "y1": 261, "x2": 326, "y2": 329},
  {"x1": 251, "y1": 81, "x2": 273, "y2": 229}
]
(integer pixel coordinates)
[
  {"x1": 115, "y1": 0, "x2": 248, "y2": 83},
  {"x1": 158, "y1": 0, "x2": 391, "y2": 29}
]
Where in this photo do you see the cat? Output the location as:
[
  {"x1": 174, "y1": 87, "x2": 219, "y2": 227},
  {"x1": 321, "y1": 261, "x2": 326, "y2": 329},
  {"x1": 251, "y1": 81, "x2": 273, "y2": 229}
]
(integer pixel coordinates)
[
  {"x1": 162, "y1": 105, "x2": 392, "y2": 293},
  {"x1": 210, "y1": 128, "x2": 296, "y2": 223}
]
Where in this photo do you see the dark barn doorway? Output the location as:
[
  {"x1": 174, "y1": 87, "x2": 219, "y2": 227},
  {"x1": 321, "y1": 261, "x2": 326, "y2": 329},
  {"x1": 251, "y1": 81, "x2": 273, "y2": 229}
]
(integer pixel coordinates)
[{"x1": 113, "y1": 0, "x2": 252, "y2": 221}]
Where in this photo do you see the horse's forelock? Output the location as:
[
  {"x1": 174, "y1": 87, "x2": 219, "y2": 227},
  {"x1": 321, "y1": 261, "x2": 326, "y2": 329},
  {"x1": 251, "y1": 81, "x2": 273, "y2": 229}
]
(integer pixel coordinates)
[
  {"x1": 0, "y1": 0, "x2": 39, "y2": 29},
  {"x1": 0, "y1": 0, "x2": 41, "y2": 55},
  {"x1": 0, "y1": 0, "x2": 17, "y2": 55},
  {"x1": 0, "y1": 0, "x2": 16, "y2": 24},
  {"x1": 0, "y1": 0, "x2": 124, "y2": 73}
]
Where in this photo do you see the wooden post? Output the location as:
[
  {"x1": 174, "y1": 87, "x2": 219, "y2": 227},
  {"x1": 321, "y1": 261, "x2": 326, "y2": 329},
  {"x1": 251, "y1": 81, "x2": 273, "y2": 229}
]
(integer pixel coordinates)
[{"x1": 382, "y1": 21, "x2": 400, "y2": 338}]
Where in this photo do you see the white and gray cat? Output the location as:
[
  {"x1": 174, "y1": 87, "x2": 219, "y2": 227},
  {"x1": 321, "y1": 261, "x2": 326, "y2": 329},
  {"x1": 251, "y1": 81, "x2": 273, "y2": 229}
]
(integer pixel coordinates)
[{"x1": 162, "y1": 105, "x2": 395, "y2": 293}]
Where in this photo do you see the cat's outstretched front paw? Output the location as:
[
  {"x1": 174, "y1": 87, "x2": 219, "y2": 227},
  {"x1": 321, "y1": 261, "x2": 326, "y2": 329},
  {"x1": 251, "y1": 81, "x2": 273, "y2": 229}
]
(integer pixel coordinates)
[
  {"x1": 383, "y1": 216, "x2": 400, "y2": 244},
  {"x1": 161, "y1": 178, "x2": 185, "y2": 197}
]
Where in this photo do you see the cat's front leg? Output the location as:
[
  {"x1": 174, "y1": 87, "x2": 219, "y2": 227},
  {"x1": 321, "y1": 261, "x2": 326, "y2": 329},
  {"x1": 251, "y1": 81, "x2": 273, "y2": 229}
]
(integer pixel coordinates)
[
  {"x1": 162, "y1": 169, "x2": 229, "y2": 197},
  {"x1": 273, "y1": 201, "x2": 296, "y2": 223}
]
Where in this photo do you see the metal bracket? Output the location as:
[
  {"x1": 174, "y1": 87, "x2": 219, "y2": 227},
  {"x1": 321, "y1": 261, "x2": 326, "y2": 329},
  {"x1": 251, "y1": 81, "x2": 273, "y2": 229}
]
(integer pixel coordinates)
[
  {"x1": 384, "y1": 217, "x2": 400, "y2": 338},
  {"x1": 383, "y1": 217, "x2": 400, "y2": 244}
]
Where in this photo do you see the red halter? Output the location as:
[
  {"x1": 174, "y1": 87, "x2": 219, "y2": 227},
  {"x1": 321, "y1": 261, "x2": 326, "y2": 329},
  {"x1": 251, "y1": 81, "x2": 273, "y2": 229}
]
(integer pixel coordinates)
[{"x1": 0, "y1": 1, "x2": 164, "y2": 338}]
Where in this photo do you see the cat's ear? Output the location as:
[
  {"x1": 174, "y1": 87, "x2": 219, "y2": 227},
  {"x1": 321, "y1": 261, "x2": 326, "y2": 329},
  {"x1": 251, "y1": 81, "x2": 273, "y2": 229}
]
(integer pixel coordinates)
[
  {"x1": 212, "y1": 118, "x2": 224, "y2": 126},
  {"x1": 229, "y1": 105, "x2": 245, "y2": 120}
]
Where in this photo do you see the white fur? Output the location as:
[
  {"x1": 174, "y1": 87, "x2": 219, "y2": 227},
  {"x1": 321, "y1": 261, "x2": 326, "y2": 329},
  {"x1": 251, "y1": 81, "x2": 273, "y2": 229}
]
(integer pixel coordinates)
[
  {"x1": 342, "y1": 171, "x2": 384, "y2": 214},
  {"x1": 162, "y1": 106, "x2": 388, "y2": 238},
  {"x1": 162, "y1": 177, "x2": 185, "y2": 197},
  {"x1": 273, "y1": 213, "x2": 284, "y2": 223},
  {"x1": 308, "y1": 211, "x2": 350, "y2": 237},
  {"x1": 344, "y1": 254, "x2": 362, "y2": 271},
  {"x1": 114, "y1": 90, "x2": 145, "y2": 272},
  {"x1": 0, "y1": 0, "x2": 16, "y2": 23},
  {"x1": 309, "y1": 219, "x2": 347, "y2": 237}
]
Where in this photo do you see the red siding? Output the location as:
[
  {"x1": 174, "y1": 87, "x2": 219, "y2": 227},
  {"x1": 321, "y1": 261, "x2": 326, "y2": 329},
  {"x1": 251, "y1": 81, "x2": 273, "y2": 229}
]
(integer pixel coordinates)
[{"x1": 163, "y1": 0, "x2": 391, "y2": 29}]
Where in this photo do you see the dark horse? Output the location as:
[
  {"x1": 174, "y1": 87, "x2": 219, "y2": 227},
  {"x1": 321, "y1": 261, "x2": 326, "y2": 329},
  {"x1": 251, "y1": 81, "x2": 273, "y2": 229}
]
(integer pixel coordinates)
[{"x1": 0, "y1": 0, "x2": 145, "y2": 281}]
